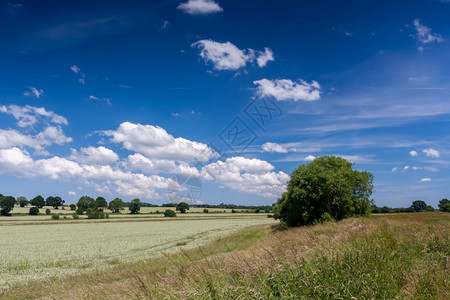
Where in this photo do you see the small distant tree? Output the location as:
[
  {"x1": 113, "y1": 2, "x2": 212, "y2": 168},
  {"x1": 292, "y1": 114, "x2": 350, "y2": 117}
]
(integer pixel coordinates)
[
  {"x1": 129, "y1": 198, "x2": 141, "y2": 214},
  {"x1": 426, "y1": 205, "x2": 435, "y2": 212},
  {"x1": 164, "y1": 209, "x2": 176, "y2": 217},
  {"x1": 17, "y1": 196, "x2": 29, "y2": 207},
  {"x1": 176, "y1": 202, "x2": 190, "y2": 214},
  {"x1": 203, "y1": 208, "x2": 209, "y2": 213},
  {"x1": 77, "y1": 196, "x2": 95, "y2": 212},
  {"x1": 0, "y1": 195, "x2": 16, "y2": 216},
  {"x1": 45, "y1": 208, "x2": 51, "y2": 215},
  {"x1": 69, "y1": 204, "x2": 76, "y2": 211},
  {"x1": 109, "y1": 198, "x2": 124, "y2": 213},
  {"x1": 75, "y1": 207, "x2": 84, "y2": 215},
  {"x1": 46, "y1": 196, "x2": 64, "y2": 209},
  {"x1": 30, "y1": 195, "x2": 45, "y2": 208},
  {"x1": 411, "y1": 200, "x2": 427, "y2": 212},
  {"x1": 438, "y1": 199, "x2": 450, "y2": 212},
  {"x1": 29, "y1": 206, "x2": 39, "y2": 215},
  {"x1": 95, "y1": 197, "x2": 108, "y2": 212}
]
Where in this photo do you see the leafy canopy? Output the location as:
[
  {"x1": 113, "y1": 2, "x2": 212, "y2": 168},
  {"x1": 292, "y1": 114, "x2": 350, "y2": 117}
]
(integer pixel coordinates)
[{"x1": 273, "y1": 156, "x2": 374, "y2": 227}]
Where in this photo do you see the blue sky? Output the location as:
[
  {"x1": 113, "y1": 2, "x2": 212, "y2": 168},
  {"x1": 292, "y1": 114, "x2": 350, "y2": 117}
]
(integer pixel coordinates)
[{"x1": 0, "y1": 0, "x2": 449, "y2": 207}]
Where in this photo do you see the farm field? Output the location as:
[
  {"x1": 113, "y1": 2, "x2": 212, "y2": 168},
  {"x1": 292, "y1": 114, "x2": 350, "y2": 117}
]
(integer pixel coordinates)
[{"x1": 0, "y1": 213, "x2": 276, "y2": 292}]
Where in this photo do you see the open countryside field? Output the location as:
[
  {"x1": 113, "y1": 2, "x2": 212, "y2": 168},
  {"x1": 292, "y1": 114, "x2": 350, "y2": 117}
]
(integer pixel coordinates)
[
  {"x1": 1, "y1": 212, "x2": 448, "y2": 299},
  {"x1": 0, "y1": 213, "x2": 276, "y2": 292}
]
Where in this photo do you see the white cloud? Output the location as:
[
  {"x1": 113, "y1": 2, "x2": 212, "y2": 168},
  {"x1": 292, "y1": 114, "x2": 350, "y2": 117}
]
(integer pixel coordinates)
[
  {"x1": 0, "y1": 147, "x2": 172, "y2": 199},
  {"x1": 70, "y1": 65, "x2": 85, "y2": 84},
  {"x1": 177, "y1": 0, "x2": 223, "y2": 15},
  {"x1": 254, "y1": 78, "x2": 321, "y2": 101},
  {"x1": 0, "y1": 104, "x2": 68, "y2": 127},
  {"x1": 23, "y1": 87, "x2": 44, "y2": 99},
  {"x1": 404, "y1": 165, "x2": 410, "y2": 171},
  {"x1": 201, "y1": 156, "x2": 288, "y2": 198},
  {"x1": 409, "y1": 150, "x2": 418, "y2": 157},
  {"x1": 103, "y1": 122, "x2": 216, "y2": 162},
  {"x1": 304, "y1": 155, "x2": 316, "y2": 162},
  {"x1": 413, "y1": 19, "x2": 443, "y2": 44},
  {"x1": 421, "y1": 178, "x2": 432, "y2": 182},
  {"x1": 69, "y1": 146, "x2": 119, "y2": 165},
  {"x1": 423, "y1": 148, "x2": 440, "y2": 158},
  {"x1": 261, "y1": 142, "x2": 288, "y2": 153},
  {"x1": 122, "y1": 153, "x2": 199, "y2": 177},
  {"x1": 391, "y1": 167, "x2": 399, "y2": 172},
  {"x1": 160, "y1": 20, "x2": 169, "y2": 31},
  {"x1": 255, "y1": 47, "x2": 274, "y2": 67},
  {"x1": 68, "y1": 191, "x2": 76, "y2": 196},
  {"x1": 192, "y1": 40, "x2": 274, "y2": 71}
]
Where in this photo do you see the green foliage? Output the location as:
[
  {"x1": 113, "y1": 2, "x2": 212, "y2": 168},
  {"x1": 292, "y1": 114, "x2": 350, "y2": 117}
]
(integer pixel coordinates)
[
  {"x1": 426, "y1": 205, "x2": 435, "y2": 212},
  {"x1": 164, "y1": 209, "x2": 176, "y2": 217},
  {"x1": 176, "y1": 202, "x2": 190, "y2": 213},
  {"x1": 51, "y1": 214, "x2": 60, "y2": 220},
  {"x1": 75, "y1": 207, "x2": 84, "y2": 215},
  {"x1": 45, "y1": 208, "x2": 51, "y2": 215},
  {"x1": 95, "y1": 197, "x2": 108, "y2": 211},
  {"x1": 0, "y1": 195, "x2": 16, "y2": 216},
  {"x1": 46, "y1": 196, "x2": 64, "y2": 209},
  {"x1": 273, "y1": 156, "x2": 374, "y2": 227},
  {"x1": 77, "y1": 196, "x2": 95, "y2": 212},
  {"x1": 69, "y1": 204, "x2": 76, "y2": 211},
  {"x1": 17, "y1": 196, "x2": 28, "y2": 207},
  {"x1": 30, "y1": 195, "x2": 45, "y2": 208},
  {"x1": 87, "y1": 209, "x2": 106, "y2": 219},
  {"x1": 72, "y1": 213, "x2": 79, "y2": 219},
  {"x1": 109, "y1": 198, "x2": 124, "y2": 213},
  {"x1": 29, "y1": 206, "x2": 39, "y2": 215},
  {"x1": 438, "y1": 199, "x2": 450, "y2": 212},
  {"x1": 411, "y1": 200, "x2": 427, "y2": 212},
  {"x1": 203, "y1": 208, "x2": 209, "y2": 213},
  {"x1": 129, "y1": 198, "x2": 141, "y2": 214}
]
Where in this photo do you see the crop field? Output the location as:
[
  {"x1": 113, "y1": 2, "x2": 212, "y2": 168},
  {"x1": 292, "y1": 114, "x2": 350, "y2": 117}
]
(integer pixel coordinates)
[{"x1": 0, "y1": 214, "x2": 276, "y2": 291}]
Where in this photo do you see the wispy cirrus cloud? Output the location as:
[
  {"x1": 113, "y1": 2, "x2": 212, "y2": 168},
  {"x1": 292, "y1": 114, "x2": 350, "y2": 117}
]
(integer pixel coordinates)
[
  {"x1": 412, "y1": 19, "x2": 443, "y2": 44},
  {"x1": 23, "y1": 87, "x2": 44, "y2": 99},
  {"x1": 254, "y1": 79, "x2": 321, "y2": 101}
]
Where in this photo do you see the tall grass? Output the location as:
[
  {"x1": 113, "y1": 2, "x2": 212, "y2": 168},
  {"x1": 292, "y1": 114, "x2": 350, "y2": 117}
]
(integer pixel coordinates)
[{"x1": 1, "y1": 213, "x2": 448, "y2": 299}]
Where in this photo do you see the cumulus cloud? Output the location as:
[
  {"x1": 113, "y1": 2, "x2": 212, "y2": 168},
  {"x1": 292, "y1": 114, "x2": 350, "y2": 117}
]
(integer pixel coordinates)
[
  {"x1": 177, "y1": 0, "x2": 223, "y2": 15},
  {"x1": 423, "y1": 148, "x2": 440, "y2": 158},
  {"x1": 201, "y1": 156, "x2": 289, "y2": 198},
  {"x1": 421, "y1": 178, "x2": 432, "y2": 182},
  {"x1": 413, "y1": 19, "x2": 443, "y2": 44},
  {"x1": 103, "y1": 122, "x2": 216, "y2": 162},
  {"x1": 122, "y1": 153, "x2": 199, "y2": 177},
  {"x1": 69, "y1": 146, "x2": 119, "y2": 165},
  {"x1": 68, "y1": 191, "x2": 76, "y2": 196},
  {"x1": 0, "y1": 147, "x2": 172, "y2": 198},
  {"x1": 23, "y1": 87, "x2": 44, "y2": 98},
  {"x1": 253, "y1": 78, "x2": 321, "y2": 101},
  {"x1": 192, "y1": 40, "x2": 274, "y2": 71},
  {"x1": 304, "y1": 155, "x2": 316, "y2": 161},
  {"x1": 409, "y1": 150, "x2": 418, "y2": 157},
  {"x1": 0, "y1": 104, "x2": 68, "y2": 127},
  {"x1": 261, "y1": 142, "x2": 288, "y2": 153}
]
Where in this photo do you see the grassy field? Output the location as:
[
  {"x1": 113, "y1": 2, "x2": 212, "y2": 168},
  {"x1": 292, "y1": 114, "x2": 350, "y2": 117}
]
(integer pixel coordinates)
[{"x1": 0, "y1": 212, "x2": 448, "y2": 299}]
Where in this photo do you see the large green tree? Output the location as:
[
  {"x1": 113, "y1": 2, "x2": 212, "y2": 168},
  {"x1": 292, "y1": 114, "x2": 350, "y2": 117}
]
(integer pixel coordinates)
[
  {"x1": 46, "y1": 196, "x2": 64, "y2": 209},
  {"x1": 109, "y1": 198, "x2": 124, "y2": 213},
  {"x1": 129, "y1": 198, "x2": 141, "y2": 214},
  {"x1": 77, "y1": 196, "x2": 95, "y2": 212},
  {"x1": 273, "y1": 156, "x2": 374, "y2": 227},
  {"x1": 176, "y1": 202, "x2": 190, "y2": 213},
  {"x1": 95, "y1": 197, "x2": 108, "y2": 211},
  {"x1": 438, "y1": 198, "x2": 450, "y2": 212},
  {"x1": 0, "y1": 195, "x2": 16, "y2": 216},
  {"x1": 30, "y1": 195, "x2": 45, "y2": 208},
  {"x1": 411, "y1": 200, "x2": 427, "y2": 212},
  {"x1": 17, "y1": 196, "x2": 28, "y2": 207}
]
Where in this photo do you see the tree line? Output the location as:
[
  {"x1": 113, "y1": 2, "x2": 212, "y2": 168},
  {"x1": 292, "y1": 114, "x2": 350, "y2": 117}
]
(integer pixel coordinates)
[{"x1": 371, "y1": 199, "x2": 450, "y2": 213}]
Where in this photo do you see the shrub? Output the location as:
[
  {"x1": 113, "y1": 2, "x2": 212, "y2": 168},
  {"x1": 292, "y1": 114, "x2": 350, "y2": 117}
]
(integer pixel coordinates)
[
  {"x1": 51, "y1": 214, "x2": 60, "y2": 220},
  {"x1": 164, "y1": 209, "x2": 176, "y2": 217},
  {"x1": 69, "y1": 204, "x2": 76, "y2": 211},
  {"x1": 76, "y1": 207, "x2": 84, "y2": 215},
  {"x1": 203, "y1": 208, "x2": 209, "y2": 213},
  {"x1": 45, "y1": 208, "x2": 51, "y2": 215},
  {"x1": 29, "y1": 206, "x2": 39, "y2": 215},
  {"x1": 72, "y1": 213, "x2": 79, "y2": 219}
]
